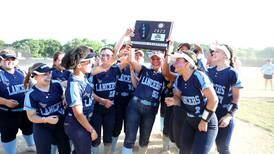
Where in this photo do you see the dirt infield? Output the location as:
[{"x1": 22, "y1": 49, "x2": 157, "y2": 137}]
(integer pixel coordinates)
[{"x1": 1, "y1": 118, "x2": 274, "y2": 154}]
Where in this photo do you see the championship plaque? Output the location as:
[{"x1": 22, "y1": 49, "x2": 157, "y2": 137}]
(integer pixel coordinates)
[{"x1": 131, "y1": 20, "x2": 173, "y2": 51}]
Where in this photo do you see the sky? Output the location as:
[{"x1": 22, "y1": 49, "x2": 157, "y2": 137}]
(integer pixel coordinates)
[{"x1": 0, "y1": 0, "x2": 273, "y2": 49}]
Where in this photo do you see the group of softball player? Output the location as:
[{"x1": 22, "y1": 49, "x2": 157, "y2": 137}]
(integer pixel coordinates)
[{"x1": 0, "y1": 28, "x2": 242, "y2": 154}]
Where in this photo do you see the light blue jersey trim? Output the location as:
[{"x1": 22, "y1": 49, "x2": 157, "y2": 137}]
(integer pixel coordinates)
[
  {"x1": 173, "y1": 75, "x2": 181, "y2": 92},
  {"x1": 194, "y1": 70, "x2": 212, "y2": 91},
  {"x1": 23, "y1": 89, "x2": 36, "y2": 111},
  {"x1": 68, "y1": 81, "x2": 83, "y2": 107}
]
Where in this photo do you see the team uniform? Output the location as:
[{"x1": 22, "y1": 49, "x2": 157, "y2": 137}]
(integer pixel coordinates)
[
  {"x1": 123, "y1": 65, "x2": 166, "y2": 153},
  {"x1": 0, "y1": 67, "x2": 34, "y2": 154},
  {"x1": 63, "y1": 74, "x2": 94, "y2": 154},
  {"x1": 166, "y1": 65, "x2": 186, "y2": 149},
  {"x1": 208, "y1": 66, "x2": 243, "y2": 154},
  {"x1": 51, "y1": 67, "x2": 71, "y2": 82},
  {"x1": 50, "y1": 67, "x2": 71, "y2": 154},
  {"x1": 90, "y1": 64, "x2": 121, "y2": 149},
  {"x1": 111, "y1": 65, "x2": 134, "y2": 151},
  {"x1": 174, "y1": 70, "x2": 218, "y2": 154},
  {"x1": 24, "y1": 80, "x2": 70, "y2": 154}
]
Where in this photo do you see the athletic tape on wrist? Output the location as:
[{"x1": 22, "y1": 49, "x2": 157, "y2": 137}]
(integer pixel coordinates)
[
  {"x1": 201, "y1": 108, "x2": 213, "y2": 122},
  {"x1": 227, "y1": 103, "x2": 238, "y2": 116}
]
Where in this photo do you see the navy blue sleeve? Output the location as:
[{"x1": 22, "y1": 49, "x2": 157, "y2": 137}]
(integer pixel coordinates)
[{"x1": 229, "y1": 69, "x2": 243, "y2": 88}]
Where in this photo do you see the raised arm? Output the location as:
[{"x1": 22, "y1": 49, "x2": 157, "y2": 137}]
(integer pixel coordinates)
[
  {"x1": 112, "y1": 28, "x2": 134, "y2": 63},
  {"x1": 162, "y1": 41, "x2": 176, "y2": 81},
  {"x1": 128, "y1": 49, "x2": 142, "y2": 74},
  {"x1": 130, "y1": 63, "x2": 139, "y2": 88}
]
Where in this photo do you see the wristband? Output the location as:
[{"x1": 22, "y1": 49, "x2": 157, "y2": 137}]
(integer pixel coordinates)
[
  {"x1": 201, "y1": 108, "x2": 214, "y2": 122},
  {"x1": 227, "y1": 103, "x2": 238, "y2": 116}
]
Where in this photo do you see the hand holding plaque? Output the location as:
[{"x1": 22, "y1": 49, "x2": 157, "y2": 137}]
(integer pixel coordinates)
[{"x1": 131, "y1": 20, "x2": 173, "y2": 51}]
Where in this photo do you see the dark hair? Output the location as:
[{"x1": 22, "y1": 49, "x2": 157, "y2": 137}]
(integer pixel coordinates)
[
  {"x1": 177, "y1": 43, "x2": 191, "y2": 51},
  {"x1": 100, "y1": 46, "x2": 114, "y2": 53},
  {"x1": 222, "y1": 44, "x2": 234, "y2": 68},
  {"x1": 24, "y1": 63, "x2": 46, "y2": 89},
  {"x1": 52, "y1": 51, "x2": 65, "y2": 68},
  {"x1": 61, "y1": 46, "x2": 92, "y2": 69}
]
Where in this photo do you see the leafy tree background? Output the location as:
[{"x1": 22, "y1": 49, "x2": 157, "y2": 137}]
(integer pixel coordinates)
[{"x1": 0, "y1": 38, "x2": 273, "y2": 67}]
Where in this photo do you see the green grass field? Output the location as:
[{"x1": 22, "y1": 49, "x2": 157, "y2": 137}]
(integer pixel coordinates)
[
  {"x1": 236, "y1": 99, "x2": 274, "y2": 133},
  {"x1": 236, "y1": 67, "x2": 274, "y2": 133}
]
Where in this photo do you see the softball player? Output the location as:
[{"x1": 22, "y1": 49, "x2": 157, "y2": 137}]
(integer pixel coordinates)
[
  {"x1": 0, "y1": 49, "x2": 35, "y2": 154},
  {"x1": 165, "y1": 50, "x2": 218, "y2": 154},
  {"x1": 122, "y1": 50, "x2": 168, "y2": 154},
  {"x1": 91, "y1": 46, "x2": 129, "y2": 154},
  {"x1": 62, "y1": 46, "x2": 98, "y2": 154},
  {"x1": 208, "y1": 44, "x2": 243, "y2": 154},
  {"x1": 24, "y1": 63, "x2": 71, "y2": 154},
  {"x1": 110, "y1": 44, "x2": 135, "y2": 153},
  {"x1": 51, "y1": 51, "x2": 71, "y2": 84}
]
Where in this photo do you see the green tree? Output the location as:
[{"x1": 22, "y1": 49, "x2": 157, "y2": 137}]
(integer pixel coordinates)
[
  {"x1": 12, "y1": 39, "x2": 42, "y2": 57},
  {"x1": 0, "y1": 40, "x2": 5, "y2": 48},
  {"x1": 63, "y1": 38, "x2": 103, "y2": 55},
  {"x1": 43, "y1": 39, "x2": 62, "y2": 57}
]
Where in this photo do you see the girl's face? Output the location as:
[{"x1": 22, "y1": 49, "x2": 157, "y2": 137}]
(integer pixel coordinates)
[
  {"x1": 79, "y1": 58, "x2": 94, "y2": 74},
  {"x1": 35, "y1": 72, "x2": 52, "y2": 85},
  {"x1": 100, "y1": 49, "x2": 113, "y2": 65},
  {"x1": 54, "y1": 54, "x2": 64, "y2": 67},
  {"x1": 135, "y1": 52, "x2": 144, "y2": 63},
  {"x1": 174, "y1": 58, "x2": 188, "y2": 73},
  {"x1": 206, "y1": 51, "x2": 214, "y2": 66},
  {"x1": 212, "y1": 49, "x2": 227, "y2": 63},
  {"x1": 150, "y1": 55, "x2": 162, "y2": 71},
  {"x1": 1, "y1": 57, "x2": 17, "y2": 70}
]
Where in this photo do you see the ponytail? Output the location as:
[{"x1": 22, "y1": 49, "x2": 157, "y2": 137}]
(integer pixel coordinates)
[
  {"x1": 24, "y1": 68, "x2": 32, "y2": 90},
  {"x1": 223, "y1": 44, "x2": 234, "y2": 68}
]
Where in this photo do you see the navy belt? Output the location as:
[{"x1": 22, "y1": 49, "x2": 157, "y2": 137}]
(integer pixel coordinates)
[{"x1": 133, "y1": 96, "x2": 157, "y2": 107}]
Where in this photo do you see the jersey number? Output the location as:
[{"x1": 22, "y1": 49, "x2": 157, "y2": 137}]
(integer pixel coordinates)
[
  {"x1": 195, "y1": 106, "x2": 201, "y2": 114},
  {"x1": 109, "y1": 91, "x2": 115, "y2": 98},
  {"x1": 152, "y1": 90, "x2": 159, "y2": 99}
]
